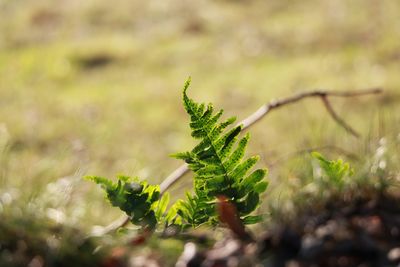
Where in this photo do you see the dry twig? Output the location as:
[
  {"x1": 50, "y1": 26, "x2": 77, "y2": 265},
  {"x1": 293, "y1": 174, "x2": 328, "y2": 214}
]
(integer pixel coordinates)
[{"x1": 98, "y1": 87, "x2": 382, "y2": 234}]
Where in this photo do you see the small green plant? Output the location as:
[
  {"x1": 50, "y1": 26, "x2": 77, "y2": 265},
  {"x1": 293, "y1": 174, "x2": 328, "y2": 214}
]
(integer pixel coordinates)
[
  {"x1": 86, "y1": 78, "x2": 268, "y2": 231},
  {"x1": 86, "y1": 175, "x2": 170, "y2": 230},
  {"x1": 312, "y1": 152, "x2": 354, "y2": 190}
]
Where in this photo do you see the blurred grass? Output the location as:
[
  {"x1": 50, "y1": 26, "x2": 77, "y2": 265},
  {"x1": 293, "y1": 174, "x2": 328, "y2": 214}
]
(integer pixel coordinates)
[{"x1": 0, "y1": 0, "x2": 399, "y2": 231}]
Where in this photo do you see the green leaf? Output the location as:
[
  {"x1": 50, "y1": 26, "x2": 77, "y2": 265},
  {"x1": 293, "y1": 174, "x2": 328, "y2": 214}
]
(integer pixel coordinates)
[
  {"x1": 312, "y1": 152, "x2": 353, "y2": 188},
  {"x1": 171, "y1": 151, "x2": 193, "y2": 161},
  {"x1": 214, "y1": 125, "x2": 241, "y2": 152},
  {"x1": 174, "y1": 79, "x2": 268, "y2": 226},
  {"x1": 237, "y1": 191, "x2": 260, "y2": 215},
  {"x1": 241, "y1": 169, "x2": 267, "y2": 189},
  {"x1": 225, "y1": 133, "x2": 250, "y2": 171},
  {"x1": 86, "y1": 175, "x2": 161, "y2": 230},
  {"x1": 155, "y1": 193, "x2": 170, "y2": 220},
  {"x1": 242, "y1": 215, "x2": 263, "y2": 225},
  {"x1": 197, "y1": 165, "x2": 226, "y2": 176},
  {"x1": 84, "y1": 176, "x2": 114, "y2": 190},
  {"x1": 229, "y1": 156, "x2": 259, "y2": 180},
  {"x1": 254, "y1": 181, "x2": 268, "y2": 193}
]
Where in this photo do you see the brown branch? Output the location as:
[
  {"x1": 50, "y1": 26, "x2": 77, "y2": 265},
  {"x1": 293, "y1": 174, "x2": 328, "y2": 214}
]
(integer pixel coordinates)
[
  {"x1": 160, "y1": 87, "x2": 381, "y2": 193},
  {"x1": 160, "y1": 164, "x2": 190, "y2": 193},
  {"x1": 239, "y1": 88, "x2": 382, "y2": 131},
  {"x1": 320, "y1": 95, "x2": 359, "y2": 137},
  {"x1": 97, "y1": 87, "x2": 382, "y2": 234}
]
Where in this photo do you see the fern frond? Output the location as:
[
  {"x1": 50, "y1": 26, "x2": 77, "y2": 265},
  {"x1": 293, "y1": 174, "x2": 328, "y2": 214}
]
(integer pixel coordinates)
[
  {"x1": 173, "y1": 78, "x2": 268, "y2": 225},
  {"x1": 312, "y1": 152, "x2": 354, "y2": 189},
  {"x1": 85, "y1": 175, "x2": 168, "y2": 230}
]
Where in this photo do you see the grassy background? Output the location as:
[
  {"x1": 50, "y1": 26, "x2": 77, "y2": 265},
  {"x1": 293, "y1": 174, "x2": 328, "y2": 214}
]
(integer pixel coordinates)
[{"x1": 0, "y1": 0, "x2": 399, "y2": 231}]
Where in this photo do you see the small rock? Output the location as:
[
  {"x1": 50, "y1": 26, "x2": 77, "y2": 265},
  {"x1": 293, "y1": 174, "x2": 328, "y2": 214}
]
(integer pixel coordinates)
[
  {"x1": 388, "y1": 247, "x2": 400, "y2": 262},
  {"x1": 299, "y1": 235, "x2": 324, "y2": 259},
  {"x1": 176, "y1": 242, "x2": 205, "y2": 267}
]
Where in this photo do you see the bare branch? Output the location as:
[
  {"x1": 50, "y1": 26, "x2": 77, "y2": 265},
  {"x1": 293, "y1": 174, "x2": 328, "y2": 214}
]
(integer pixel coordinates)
[
  {"x1": 160, "y1": 164, "x2": 190, "y2": 193},
  {"x1": 160, "y1": 87, "x2": 381, "y2": 193},
  {"x1": 99, "y1": 87, "x2": 382, "y2": 234},
  {"x1": 240, "y1": 88, "x2": 382, "y2": 130},
  {"x1": 320, "y1": 95, "x2": 359, "y2": 137}
]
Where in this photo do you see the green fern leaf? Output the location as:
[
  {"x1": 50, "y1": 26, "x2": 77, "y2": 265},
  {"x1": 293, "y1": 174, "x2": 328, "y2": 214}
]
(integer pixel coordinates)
[
  {"x1": 173, "y1": 78, "x2": 268, "y2": 225},
  {"x1": 85, "y1": 175, "x2": 166, "y2": 230},
  {"x1": 242, "y1": 215, "x2": 264, "y2": 225},
  {"x1": 155, "y1": 193, "x2": 170, "y2": 221},
  {"x1": 312, "y1": 152, "x2": 354, "y2": 189}
]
